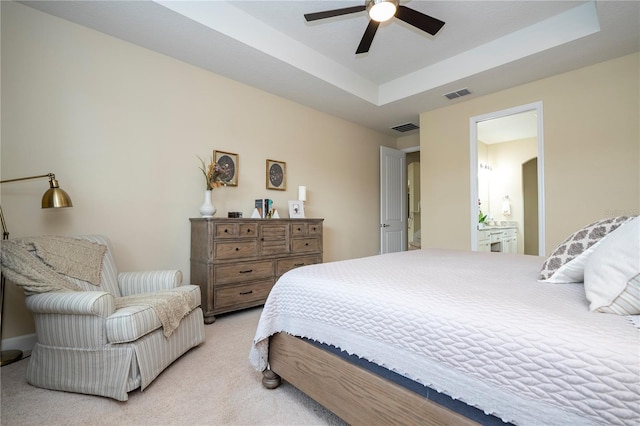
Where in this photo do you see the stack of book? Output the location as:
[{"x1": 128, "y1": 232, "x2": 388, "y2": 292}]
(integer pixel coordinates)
[{"x1": 254, "y1": 199, "x2": 273, "y2": 218}]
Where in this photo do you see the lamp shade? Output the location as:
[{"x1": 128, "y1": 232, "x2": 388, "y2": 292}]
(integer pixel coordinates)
[
  {"x1": 298, "y1": 186, "x2": 307, "y2": 202},
  {"x1": 42, "y1": 178, "x2": 73, "y2": 208}
]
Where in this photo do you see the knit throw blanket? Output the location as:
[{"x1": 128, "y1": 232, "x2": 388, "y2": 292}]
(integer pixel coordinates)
[
  {"x1": 0, "y1": 237, "x2": 103, "y2": 294},
  {"x1": 116, "y1": 290, "x2": 194, "y2": 338},
  {"x1": 28, "y1": 236, "x2": 106, "y2": 285}
]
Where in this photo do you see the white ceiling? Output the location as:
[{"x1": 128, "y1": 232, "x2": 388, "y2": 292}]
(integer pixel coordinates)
[{"x1": 19, "y1": 1, "x2": 640, "y2": 137}]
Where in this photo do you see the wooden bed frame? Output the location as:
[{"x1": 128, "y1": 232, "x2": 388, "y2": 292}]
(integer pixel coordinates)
[{"x1": 262, "y1": 332, "x2": 479, "y2": 426}]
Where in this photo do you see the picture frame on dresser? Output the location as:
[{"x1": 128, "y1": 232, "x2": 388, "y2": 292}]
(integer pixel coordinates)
[
  {"x1": 214, "y1": 150, "x2": 238, "y2": 186},
  {"x1": 266, "y1": 159, "x2": 286, "y2": 190},
  {"x1": 288, "y1": 200, "x2": 305, "y2": 218}
]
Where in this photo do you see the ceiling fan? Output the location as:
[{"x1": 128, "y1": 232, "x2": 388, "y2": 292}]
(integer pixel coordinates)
[{"x1": 304, "y1": 0, "x2": 445, "y2": 54}]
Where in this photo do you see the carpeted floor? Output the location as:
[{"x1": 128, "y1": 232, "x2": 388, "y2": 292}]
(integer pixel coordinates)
[{"x1": 0, "y1": 307, "x2": 346, "y2": 426}]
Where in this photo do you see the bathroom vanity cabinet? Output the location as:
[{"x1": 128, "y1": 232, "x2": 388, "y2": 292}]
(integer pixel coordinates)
[{"x1": 478, "y1": 227, "x2": 517, "y2": 254}]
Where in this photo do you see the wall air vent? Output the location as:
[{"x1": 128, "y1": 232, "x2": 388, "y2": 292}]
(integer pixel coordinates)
[
  {"x1": 444, "y1": 88, "x2": 472, "y2": 100},
  {"x1": 391, "y1": 123, "x2": 419, "y2": 133}
]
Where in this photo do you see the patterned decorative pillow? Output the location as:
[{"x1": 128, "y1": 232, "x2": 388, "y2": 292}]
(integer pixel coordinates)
[
  {"x1": 539, "y1": 216, "x2": 634, "y2": 283},
  {"x1": 584, "y1": 216, "x2": 639, "y2": 315}
]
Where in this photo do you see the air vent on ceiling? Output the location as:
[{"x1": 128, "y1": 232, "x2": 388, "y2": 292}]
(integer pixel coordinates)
[
  {"x1": 391, "y1": 123, "x2": 419, "y2": 133},
  {"x1": 444, "y1": 88, "x2": 472, "y2": 100}
]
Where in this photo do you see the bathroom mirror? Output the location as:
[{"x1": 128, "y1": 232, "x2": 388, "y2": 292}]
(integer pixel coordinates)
[{"x1": 470, "y1": 102, "x2": 545, "y2": 256}]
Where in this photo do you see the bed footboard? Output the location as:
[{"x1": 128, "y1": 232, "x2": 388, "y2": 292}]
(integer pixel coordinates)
[{"x1": 265, "y1": 332, "x2": 478, "y2": 426}]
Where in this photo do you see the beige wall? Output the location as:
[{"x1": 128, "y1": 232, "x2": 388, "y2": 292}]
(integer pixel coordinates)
[
  {"x1": 421, "y1": 53, "x2": 640, "y2": 253},
  {"x1": 1, "y1": 3, "x2": 395, "y2": 340},
  {"x1": 396, "y1": 133, "x2": 420, "y2": 151}
]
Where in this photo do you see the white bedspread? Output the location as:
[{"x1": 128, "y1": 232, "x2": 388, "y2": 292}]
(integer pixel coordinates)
[{"x1": 250, "y1": 249, "x2": 639, "y2": 425}]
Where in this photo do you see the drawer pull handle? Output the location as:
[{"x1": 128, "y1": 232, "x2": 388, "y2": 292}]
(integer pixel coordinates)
[
  {"x1": 297, "y1": 228, "x2": 301, "y2": 231},
  {"x1": 235, "y1": 247, "x2": 240, "y2": 251},
  {"x1": 294, "y1": 263, "x2": 305, "y2": 267},
  {"x1": 305, "y1": 243, "x2": 309, "y2": 246},
  {"x1": 239, "y1": 290, "x2": 253, "y2": 295},
  {"x1": 239, "y1": 269, "x2": 253, "y2": 274},
  {"x1": 247, "y1": 229, "x2": 252, "y2": 233},
  {"x1": 224, "y1": 229, "x2": 229, "y2": 233}
]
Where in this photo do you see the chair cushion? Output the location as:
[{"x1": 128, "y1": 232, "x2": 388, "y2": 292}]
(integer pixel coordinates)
[{"x1": 106, "y1": 285, "x2": 200, "y2": 343}]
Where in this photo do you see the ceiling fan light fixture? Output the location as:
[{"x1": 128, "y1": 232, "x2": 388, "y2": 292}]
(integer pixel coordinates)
[{"x1": 367, "y1": 0, "x2": 398, "y2": 22}]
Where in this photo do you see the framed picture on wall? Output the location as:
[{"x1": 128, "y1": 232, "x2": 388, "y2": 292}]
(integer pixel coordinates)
[
  {"x1": 266, "y1": 159, "x2": 286, "y2": 190},
  {"x1": 213, "y1": 150, "x2": 239, "y2": 186}
]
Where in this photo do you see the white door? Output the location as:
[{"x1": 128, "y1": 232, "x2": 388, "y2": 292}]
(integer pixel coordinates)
[{"x1": 380, "y1": 146, "x2": 407, "y2": 254}]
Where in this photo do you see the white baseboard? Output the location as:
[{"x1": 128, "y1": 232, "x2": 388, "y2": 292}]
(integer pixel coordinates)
[{"x1": 1, "y1": 333, "x2": 36, "y2": 353}]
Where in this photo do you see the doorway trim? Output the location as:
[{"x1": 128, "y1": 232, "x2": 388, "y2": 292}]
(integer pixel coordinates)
[
  {"x1": 469, "y1": 101, "x2": 546, "y2": 256},
  {"x1": 401, "y1": 146, "x2": 420, "y2": 153}
]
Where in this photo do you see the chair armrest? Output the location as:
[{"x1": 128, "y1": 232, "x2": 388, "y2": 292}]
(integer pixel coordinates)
[
  {"x1": 25, "y1": 291, "x2": 115, "y2": 318},
  {"x1": 118, "y1": 270, "x2": 183, "y2": 296}
]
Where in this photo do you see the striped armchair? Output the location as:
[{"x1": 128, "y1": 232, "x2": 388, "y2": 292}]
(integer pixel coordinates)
[{"x1": 23, "y1": 235, "x2": 205, "y2": 401}]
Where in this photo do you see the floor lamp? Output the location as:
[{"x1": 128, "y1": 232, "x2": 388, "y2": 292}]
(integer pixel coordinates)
[{"x1": 0, "y1": 173, "x2": 73, "y2": 366}]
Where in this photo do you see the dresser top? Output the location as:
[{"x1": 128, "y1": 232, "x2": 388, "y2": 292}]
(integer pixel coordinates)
[{"x1": 190, "y1": 217, "x2": 324, "y2": 222}]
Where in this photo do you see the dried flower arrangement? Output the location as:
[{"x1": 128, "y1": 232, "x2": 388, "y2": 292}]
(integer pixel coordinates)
[{"x1": 198, "y1": 156, "x2": 232, "y2": 190}]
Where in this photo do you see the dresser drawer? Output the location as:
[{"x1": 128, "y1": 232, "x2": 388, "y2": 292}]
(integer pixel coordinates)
[
  {"x1": 291, "y1": 223, "x2": 308, "y2": 236},
  {"x1": 291, "y1": 238, "x2": 320, "y2": 253},
  {"x1": 215, "y1": 222, "x2": 257, "y2": 238},
  {"x1": 215, "y1": 260, "x2": 274, "y2": 285},
  {"x1": 215, "y1": 223, "x2": 238, "y2": 238},
  {"x1": 277, "y1": 255, "x2": 321, "y2": 276},
  {"x1": 308, "y1": 222, "x2": 322, "y2": 235},
  {"x1": 238, "y1": 223, "x2": 258, "y2": 238},
  {"x1": 214, "y1": 280, "x2": 274, "y2": 310},
  {"x1": 214, "y1": 241, "x2": 258, "y2": 259}
]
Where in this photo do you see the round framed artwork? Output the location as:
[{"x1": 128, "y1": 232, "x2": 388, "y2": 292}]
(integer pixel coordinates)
[
  {"x1": 266, "y1": 159, "x2": 286, "y2": 190},
  {"x1": 213, "y1": 150, "x2": 238, "y2": 186}
]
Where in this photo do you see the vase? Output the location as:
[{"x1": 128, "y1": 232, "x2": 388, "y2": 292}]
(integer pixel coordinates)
[{"x1": 199, "y1": 190, "x2": 216, "y2": 218}]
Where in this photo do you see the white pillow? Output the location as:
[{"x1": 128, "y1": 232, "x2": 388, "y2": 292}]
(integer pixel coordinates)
[
  {"x1": 584, "y1": 216, "x2": 640, "y2": 314},
  {"x1": 539, "y1": 216, "x2": 634, "y2": 283}
]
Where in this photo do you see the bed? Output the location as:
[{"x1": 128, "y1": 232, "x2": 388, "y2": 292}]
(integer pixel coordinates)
[{"x1": 250, "y1": 219, "x2": 639, "y2": 425}]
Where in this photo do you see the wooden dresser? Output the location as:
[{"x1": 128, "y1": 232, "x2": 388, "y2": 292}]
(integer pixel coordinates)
[{"x1": 190, "y1": 218, "x2": 324, "y2": 323}]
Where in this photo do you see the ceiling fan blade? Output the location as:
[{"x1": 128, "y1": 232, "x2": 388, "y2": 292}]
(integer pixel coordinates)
[
  {"x1": 356, "y1": 20, "x2": 380, "y2": 54},
  {"x1": 304, "y1": 5, "x2": 366, "y2": 22},
  {"x1": 395, "y1": 5, "x2": 445, "y2": 36}
]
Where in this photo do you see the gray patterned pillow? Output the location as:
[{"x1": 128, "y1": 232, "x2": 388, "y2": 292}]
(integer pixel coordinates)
[{"x1": 539, "y1": 216, "x2": 635, "y2": 283}]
